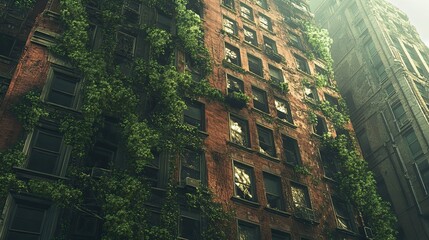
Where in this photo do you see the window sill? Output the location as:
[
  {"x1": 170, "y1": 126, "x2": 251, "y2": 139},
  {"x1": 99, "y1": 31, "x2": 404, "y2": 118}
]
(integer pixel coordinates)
[
  {"x1": 264, "y1": 207, "x2": 291, "y2": 217},
  {"x1": 231, "y1": 196, "x2": 260, "y2": 208},
  {"x1": 243, "y1": 41, "x2": 261, "y2": 51},
  {"x1": 260, "y1": 27, "x2": 275, "y2": 36},
  {"x1": 45, "y1": 102, "x2": 81, "y2": 114},
  {"x1": 257, "y1": 151, "x2": 280, "y2": 163},
  {"x1": 251, "y1": 107, "x2": 270, "y2": 116},
  {"x1": 227, "y1": 141, "x2": 254, "y2": 153},
  {"x1": 335, "y1": 227, "x2": 357, "y2": 236},
  {"x1": 241, "y1": 17, "x2": 256, "y2": 26},
  {"x1": 222, "y1": 60, "x2": 245, "y2": 74},
  {"x1": 221, "y1": 4, "x2": 236, "y2": 13},
  {"x1": 246, "y1": 71, "x2": 265, "y2": 81},
  {"x1": 296, "y1": 68, "x2": 312, "y2": 77},
  {"x1": 221, "y1": 31, "x2": 240, "y2": 41},
  {"x1": 276, "y1": 118, "x2": 297, "y2": 129},
  {"x1": 13, "y1": 167, "x2": 68, "y2": 180}
]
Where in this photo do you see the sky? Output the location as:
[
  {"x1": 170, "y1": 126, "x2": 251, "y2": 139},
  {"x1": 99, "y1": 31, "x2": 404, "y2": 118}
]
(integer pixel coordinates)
[{"x1": 384, "y1": 0, "x2": 429, "y2": 48}]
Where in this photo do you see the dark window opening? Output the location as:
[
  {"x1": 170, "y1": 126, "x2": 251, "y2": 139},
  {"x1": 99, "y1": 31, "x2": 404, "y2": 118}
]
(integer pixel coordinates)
[
  {"x1": 275, "y1": 98, "x2": 292, "y2": 123},
  {"x1": 282, "y1": 135, "x2": 301, "y2": 165},
  {"x1": 295, "y1": 55, "x2": 310, "y2": 74},
  {"x1": 272, "y1": 230, "x2": 291, "y2": 240},
  {"x1": 257, "y1": 125, "x2": 276, "y2": 157},
  {"x1": 313, "y1": 115, "x2": 328, "y2": 136},
  {"x1": 184, "y1": 101, "x2": 205, "y2": 131},
  {"x1": 227, "y1": 75, "x2": 244, "y2": 94},
  {"x1": 263, "y1": 173, "x2": 284, "y2": 210},
  {"x1": 180, "y1": 149, "x2": 202, "y2": 183},
  {"x1": 47, "y1": 71, "x2": 79, "y2": 108},
  {"x1": 248, "y1": 54, "x2": 263, "y2": 77},
  {"x1": 252, "y1": 87, "x2": 268, "y2": 112},
  {"x1": 244, "y1": 26, "x2": 258, "y2": 46},
  {"x1": 179, "y1": 217, "x2": 200, "y2": 240},
  {"x1": 6, "y1": 201, "x2": 48, "y2": 240},
  {"x1": 225, "y1": 43, "x2": 241, "y2": 66},
  {"x1": 222, "y1": 0, "x2": 234, "y2": 9}
]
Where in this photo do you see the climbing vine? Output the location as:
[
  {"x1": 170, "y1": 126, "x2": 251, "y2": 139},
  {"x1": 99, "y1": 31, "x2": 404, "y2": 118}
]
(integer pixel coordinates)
[
  {"x1": 1, "y1": 0, "x2": 232, "y2": 239},
  {"x1": 321, "y1": 134, "x2": 397, "y2": 240}
]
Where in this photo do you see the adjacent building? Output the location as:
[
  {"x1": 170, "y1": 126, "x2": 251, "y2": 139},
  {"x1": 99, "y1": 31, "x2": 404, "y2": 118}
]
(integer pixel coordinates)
[
  {"x1": 0, "y1": 0, "x2": 380, "y2": 239},
  {"x1": 310, "y1": 0, "x2": 429, "y2": 239}
]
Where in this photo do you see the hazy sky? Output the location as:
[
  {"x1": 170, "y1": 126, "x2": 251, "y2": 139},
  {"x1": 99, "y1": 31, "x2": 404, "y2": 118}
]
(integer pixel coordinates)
[{"x1": 384, "y1": 0, "x2": 429, "y2": 47}]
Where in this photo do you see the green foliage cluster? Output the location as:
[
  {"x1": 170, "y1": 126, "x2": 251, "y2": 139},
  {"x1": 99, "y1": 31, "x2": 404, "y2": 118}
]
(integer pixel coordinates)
[
  {"x1": 271, "y1": 80, "x2": 289, "y2": 94},
  {"x1": 321, "y1": 134, "x2": 397, "y2": 240},
  {"x1": 303, "y1": 22, "x2": 334, "y2": 72},
  {"x1": 11, "y1": 0, "x2": 35, "y2": 9},
  {"x1": 316, "y1": 100, "x2": 349, "y2": 129},
  {"x1": 13, "y1": 91, "x2": 49, "y2": 131},
  {"x1": 1, "y1": 0, "x2": 232, "y2": 239},
  {"x1": 225, "y1": 91, "x2": 250, "y2": 109}
]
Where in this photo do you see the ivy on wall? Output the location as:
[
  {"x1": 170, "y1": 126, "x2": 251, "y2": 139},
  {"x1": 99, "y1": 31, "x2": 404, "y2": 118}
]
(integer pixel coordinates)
[{"x1": 0, "y1": 0, "x2": 232, "y2": 239}]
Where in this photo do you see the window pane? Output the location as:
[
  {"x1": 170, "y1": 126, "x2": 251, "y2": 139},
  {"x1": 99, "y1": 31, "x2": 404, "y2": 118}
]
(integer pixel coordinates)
[
  {"x1": 180, "y1": 217, "x2": 200, "y2": 240},
  {"x1": 227, "y1": 75, "x2": 244, "y2": 93},
  {"x1": 238, "y1": 222, "x2": 259, "y2": 240},
  {"x1": 10, "y1": 206, "x2": 45, "y2": 233},
  {"x1": 184, "y1": 102, "x2": 204, "y2": 130},
  {"x1": 234, "y1": 163, "x2": 255, "y2": 201},
  {"x1": 7, "y1": 232, "x2": 39, "y2": 240},
  {"x1": 48, "y1": 91, "x2": 74, "y2": 107},
  {"x1": 181, "y1": 149, "x2": 201, "y2": 181},
  {"x1": 34, "y1": 131, "x2": 62, "y2": 152},
  {"x1": 257, "y1": 126, "x2": 275, "y2": 156},
  {"x1": 283, "y1": 136, "x2": 300, "y2": 165},
  {"x1": 27, "y1": 149, "x2": 59, "y2": 173},
  {"x1": 248, "y1": 55, "x2": 263, "y2": 76},
  {"x1": 230, "y1": 116, "x2": 249, "y2": 147}
]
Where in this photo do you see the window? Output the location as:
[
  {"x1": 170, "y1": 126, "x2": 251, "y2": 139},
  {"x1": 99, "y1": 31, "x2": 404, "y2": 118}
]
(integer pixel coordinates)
[
  {"x1": 248, "y1": 54, "x2": 263, "y2": 77},
  {"x1": 0, "y1": 33, "x2": 24, "y2": 59},
  {"x1": 223, "y1": 16, "x2": 238, "y2": 36},
  {"x1": 156, "y1": 12, "x2": 173, "y2": 31},
  {"x1": 5, "y1": 200, "x2": 49, "y2": 240},
  {"x1": 116, "y1": 31, "x2": 136, "y2": 56},
  {"x1": 263, "y1": 173, "x2": 284, "y2": 210},
  {"x1": 238, "y1": 221, "x2": 260, "y2": 240},
  {"x1": 320, "y1": 149, "x2": 336, "y2": 179},
  {"x1": 324, "y1": 94, "x2": 339, "y2": 108},
  {"x1": 26, "y1": 126, "x2": 65, "y2": 175},
  {"x1": 222, "y1": 0, "x2": 234, "y2": 9},
  {"x1": 46, "y1": 71, "x2": 79, "y2": 108},
  {"x1": 89, "y1": 119, "x2": 120, "y2": 170},
  {"x1": 404, "y1": 129, "x2": 423, "y2": 160},
  {"x1": 272, "y1": 230, "x2": 291, "y2": 240},
  {"x1": 417, "y1": 160, "x2": 429, "y2": 191},
  {"x1": 225, "y1": 43, "x2": 241, "y2": 66},
  {"x1": 180, "y1": 149, "x2": 202, "y2": 183},
  {"x1": 259, "y1": 13, "x2": 272, "y2": 31},
  {"x1": 332, "y1": 197, "x2": 353, "y2": 231},
  {"x1": 184, "y1": 101, "x2": 205, "y2": 131},
  {"x1": 71, "y1": 210, "x2": 101, "y2": 239},
  {"x1": 255, "y1": 0, "x2": 268, "y2": 9},
  {"x1": 291, "y1": 183, "x2": 311, "y2": 209},
  {"x1": 240, "y1": 4, "x2": 254, "y2": 21},
  {"x1": 180, "y1": 216, "x2": 200, "y2": 240},
  {"x1": 227, "y1": 74, "x2": 244, "y2": 94},
  {"x1": 234, "y1": 162, "x2": 256, "y2": 201},
  {"x1": 313, "y1": 115, "x2": 328, "y2": 136},
  {"x1": 1, "y1": 76, "x2": 11, "y2": 102},
  {"x1": 269, "y1": 65, "x2": 283, "y2": 84},
  {"x1": 304, "y1": 86, "x2": 318, "y2": 101},
  {"x1": 263, "y1": 36, "x2": 278, "y2": 53},
  {"x1": 257, "y1": 125, "x2": 276, "y2": 156},
  {"x1": 385, "y1": 84, "x2": 395, "y2": 97},
  {"x1": 391, "y1": 102, "x2": 408, "y2": 128},
  {"x1": 122, "y1": 0, "x2": 141, "y2": 25},
  {"x1": 295, "y1": 55, "x2": 310, "y2": 74},
  {"x1": 275, "y1": 98, "x2": 292, "y2": 123},
  {"x1": 315, "y1": 65, "x2": 331, "y2": 85},
  {"x1": 282, "y1": 135, "x2": 301, "y2": 165},
  {"x1": 252, "y1": 87, "x2": 268, "y2": 112},
  {"x1": 230, "y1": 115, "x2": 250, "y2": 147},
  {"x1": 244, "y1": 26, "x2": 258, "y2": 46},
  {"x1": 289, "y1": 33, "x2": 303, "y2": 50}
]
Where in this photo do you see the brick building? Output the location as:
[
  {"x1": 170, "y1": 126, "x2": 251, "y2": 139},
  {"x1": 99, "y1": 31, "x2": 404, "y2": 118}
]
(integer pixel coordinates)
[
  {"x1": 310, "y1": 0, "x2": 429, "y2": 239},
  {"x1": 0, "y1": 0, "x2": 379, "y2": 239}
]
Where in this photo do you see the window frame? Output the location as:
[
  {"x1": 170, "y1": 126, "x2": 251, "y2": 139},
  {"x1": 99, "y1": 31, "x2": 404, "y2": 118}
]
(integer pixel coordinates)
[
  {"x1": 237, "y1": 220, "x2": 260, "y2": 240},
  {"x1": 180, "y1": 148, "x2": 203, "y2": 185},
  {"x1": 390, "y1": 101, "x2": 408, "y2": 129},
  {"x1": 271, "y1": 229, "x2": 292, "y2": 240},
  {"x1": 247, "y1": 54, "x2": 263, "y2": 77},
  {"x1": 332, "y1": 196, "x2": 354, "y2": 231},
  {"x1": 290, "y1": 183, "x2": 312, "y2": 210},
  {"x1": 294, "y1": 55, "x2": 310, "y2": 74},
  {"x1": 252, "y1": 86, "x2": 269, "y2": 113},
  {"x1": 45, "y1": 68, "x2": 80, "y2": 109},
  {"x1": 313, "y1": 115, "x2": 328, "y2": 136},
  {"x1": 282, "y1": 135, "x2": 301, "y2": 165},
  {"x1": 274, "y1": 98, "x2": 293, "y2": 123},
  {"x1": 268, "y1": 64, "x2": 284, "y2": 84},
  {"x1": 263, "y1": 172, "x2": 285, "y2": 210},
  {"x1": 224, "y1": 42, "x2": 242, "y2": 66},
  {"x1": 222, "y1": 0, "x2": 235, "y2": 10},
  {"x1": 233, "y1": 162, "x2": 257, "y2": 202},
  {"x1": 257, "y1": 125, "x2": 276, "y2": 157},
  {"x1": 263, "y1": 36, "x2": 278, "y2": 53},
  {"x1": 240, "y1": 3, "x2": 254, "y2": 22},
  {"x1": 223, "y1": 16, "x2": 238, "y2": 36},
  {"x1": 304, "y1": 86, "x2": 318, "y2": 101},
  {"x1": 243, "y1": 26, "x2": 258, "y2": 46},
  {"x1": 229, "y1": 114, "x2": 250, "y2": 147},
  {"x1": 259, "y1": 13, "x2": 273, "y2": 31},
  {"x1": 184, "y1": 101, "x2": 205, "y2": 131},
  {"x1": 403, "y1": 129, "x2": 424, "y2": 160},
  {"x1": 116, "y1": 31, "x2": 136, "y2": 57},
  {"x1": 227, "y1": 74, "x2": 244, "y2": 94}
]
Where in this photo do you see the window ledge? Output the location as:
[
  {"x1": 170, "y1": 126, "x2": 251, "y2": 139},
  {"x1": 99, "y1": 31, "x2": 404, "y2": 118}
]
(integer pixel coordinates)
[
  {"x1": 222, "y1": 60, "x2": 245, "y2": 74},
  {"x1": 220, "y1": 4, "x2": 236, "y2": 13},
  {"x1": 45, "y1": 102, "x2": 81, "y2": 115},
  {"x1": 246, "y1": 71, "x2": 265, "y2": 81},
  {"x1": 231, "y1": 196, "x2": 260, "y2": 208},
  {"x1": 257, "y1": 151, "x2": 280, "y2": 163},
  {"x1": 222, "y1": 31, "x2": 240, "y2": 41},
  {"x1": 13, "y1": 167, "x2": 68, "y2": 180},
  {"x1": 227, "y1": 141, "x2": 254, "y2": 153},
  {"x1": 276, "y1": 118, "x2": 297, "y2": 128},
  {"x1": 297, "y1": 69, "x2": 312, "y2": 77},
  {"x1": 335, "y1": 227, "x2": 357, "y2": 236},
  {"x1": 241, "y1": 17, "x2": 256, "y2": 26},
  {"x1": 260, "y1": 27, "x2": 275, "y2": 35},
  {"x1": 251, "y1": 107, "x2": 270, "y2": 116},
  {"x1": 264, "y1": 207, "x2": 291, "y2": 217},
  {"x1": 243, "y1": 41, "x2": 261, "y2": 51}
]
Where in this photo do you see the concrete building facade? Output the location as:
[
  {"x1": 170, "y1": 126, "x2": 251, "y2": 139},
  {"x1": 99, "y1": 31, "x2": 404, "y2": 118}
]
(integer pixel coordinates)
[
  {"x1": 0, "y1": 0, "x2": 377, "y2": 239},
  {"x1": 311, "y1": 0, "x2": 429, "y2": 239}
]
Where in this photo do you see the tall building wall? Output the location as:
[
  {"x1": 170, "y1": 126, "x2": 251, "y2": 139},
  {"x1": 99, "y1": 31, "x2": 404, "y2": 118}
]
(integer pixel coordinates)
[
  {"x1": 0, "y1": 0, "x2": 381, "y2": 239},
  {"x1": 311, "y1": 0, "x2": 429, "y2": 239}
]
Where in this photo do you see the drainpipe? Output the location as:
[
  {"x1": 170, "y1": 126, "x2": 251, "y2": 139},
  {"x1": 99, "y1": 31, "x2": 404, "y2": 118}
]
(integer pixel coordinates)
[{"x1": 380, "y1": 111, "x2": 423, "y2": 215}]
